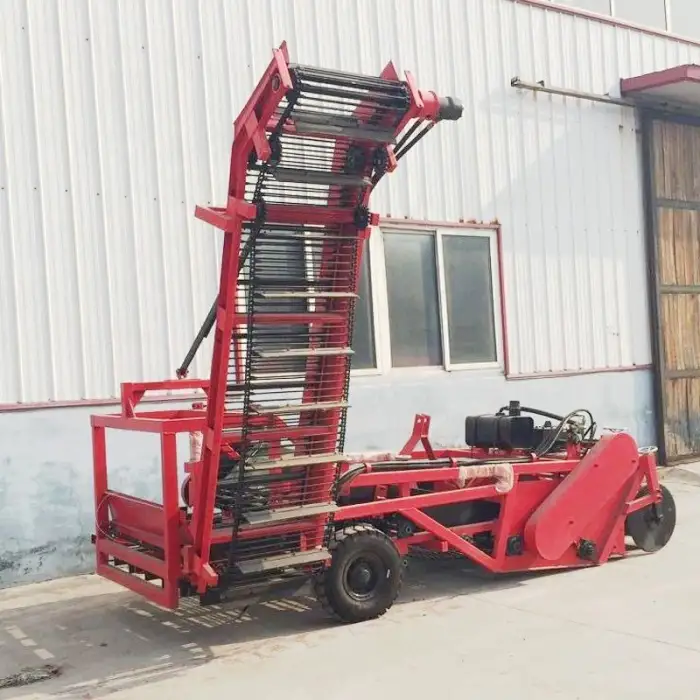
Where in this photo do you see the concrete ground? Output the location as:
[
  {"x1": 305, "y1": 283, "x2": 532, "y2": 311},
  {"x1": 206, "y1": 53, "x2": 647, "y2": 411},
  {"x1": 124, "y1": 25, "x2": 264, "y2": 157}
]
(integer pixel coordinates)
[{"x1": 2, "y1": 469, "x2": 700, "y2": 700}]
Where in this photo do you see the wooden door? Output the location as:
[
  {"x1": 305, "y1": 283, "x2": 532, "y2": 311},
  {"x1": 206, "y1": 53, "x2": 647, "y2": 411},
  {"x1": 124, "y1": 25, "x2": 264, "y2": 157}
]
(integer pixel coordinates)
[{"x1": 647, "y1": 116, "x2": 700, "y2": 463}]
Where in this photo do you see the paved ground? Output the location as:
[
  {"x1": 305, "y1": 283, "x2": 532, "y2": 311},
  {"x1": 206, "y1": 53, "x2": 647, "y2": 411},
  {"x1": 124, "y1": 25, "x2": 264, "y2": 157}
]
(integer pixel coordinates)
[{"x1": 2, "y1": 469, "x2": 700, "y2": 700}]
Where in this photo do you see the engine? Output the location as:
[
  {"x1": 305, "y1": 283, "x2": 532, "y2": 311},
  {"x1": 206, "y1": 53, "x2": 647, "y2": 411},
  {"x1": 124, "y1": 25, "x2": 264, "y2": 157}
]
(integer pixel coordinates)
[{"x1": 465, "y1": 400, "x2": 597, "y2": 455}]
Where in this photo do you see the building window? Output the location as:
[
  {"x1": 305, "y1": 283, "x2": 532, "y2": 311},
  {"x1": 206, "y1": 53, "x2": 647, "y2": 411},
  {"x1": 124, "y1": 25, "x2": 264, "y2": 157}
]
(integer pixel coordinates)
[
  {"x1": 238, "y1": 235, "x2": 310, "y2": 377},
  {"x1": 441, "y1": 234, "x2": 498, "y2": 365},
  {"x1": 556, "y1": 0, "x2": 612, "y2": 15},
  {"x1": 550, "y1": 0, "x2": 677, "y2": 32},
  {"x1": 351, "y1": 249, "x2": 376, "y2": 370},
  {"x1": 613, "y1": 0, "x2": 667, "y2": 30},
  {"x1": 384, "y1": 232, "x2": 443, "y2": 367},
  {"x1": 241, "y1": 235, "x2": 378, "y2": 376},
  {"x1": 382, "y1": 227, "x2": 501, "y2": 370},
  {"x1": 668, "y1": 0, "x2": 700, "y2": 39}
]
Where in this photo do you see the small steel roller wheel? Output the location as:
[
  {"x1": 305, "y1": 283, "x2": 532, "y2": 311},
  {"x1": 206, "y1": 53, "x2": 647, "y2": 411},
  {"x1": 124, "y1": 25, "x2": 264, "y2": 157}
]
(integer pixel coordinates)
[
  {"x1": 181, "y1": 475, "x2": 192, "y2": 507},
  {"x1": 626, "y1": 484, "x2": 676, "y2": 553},
  {"x1": 313, "y1": 523, "x2": 403, "y2": 624}
]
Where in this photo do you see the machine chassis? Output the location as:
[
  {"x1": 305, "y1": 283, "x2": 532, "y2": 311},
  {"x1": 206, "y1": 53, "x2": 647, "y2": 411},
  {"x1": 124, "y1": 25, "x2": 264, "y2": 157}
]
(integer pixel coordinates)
[{"x1": 92, "y1": 384, "x2": 675, "y2": 622}]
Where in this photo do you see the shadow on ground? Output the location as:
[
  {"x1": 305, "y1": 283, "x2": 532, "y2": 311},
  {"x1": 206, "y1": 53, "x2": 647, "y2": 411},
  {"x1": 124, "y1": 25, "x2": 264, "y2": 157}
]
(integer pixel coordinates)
[{"x1": 0, "y1": 554, "x2": 571, "y2": 699}]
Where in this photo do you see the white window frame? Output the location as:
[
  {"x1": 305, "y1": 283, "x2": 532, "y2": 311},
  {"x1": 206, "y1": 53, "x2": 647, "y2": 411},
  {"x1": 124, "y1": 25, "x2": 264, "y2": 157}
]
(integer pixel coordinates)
[
  {"x1": 362, "y1": 224, "x2": 504, "y2": 376},
  {"x1": 611, "y1": 0, "x2": 669, "y2": 30},
  {"x1": 436, "y1": 227, "x2": 504, "y2": 372}
]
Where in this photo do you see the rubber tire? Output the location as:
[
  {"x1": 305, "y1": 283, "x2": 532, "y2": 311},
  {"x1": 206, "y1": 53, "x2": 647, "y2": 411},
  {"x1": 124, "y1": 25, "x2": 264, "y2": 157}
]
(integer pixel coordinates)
[
  {"x1": 626, "y1": 484, "x2": 677, "y2": 553},
  {"x1": 314, "y1": 523, "x2": 403, "y2": 624}
]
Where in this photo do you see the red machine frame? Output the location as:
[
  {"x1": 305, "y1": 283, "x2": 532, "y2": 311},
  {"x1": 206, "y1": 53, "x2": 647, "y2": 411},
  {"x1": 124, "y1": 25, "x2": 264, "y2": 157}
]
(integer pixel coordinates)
[
  {"x1": 93, "y1": 381, "x2": 668, "y2": 610},
  {"x1": 334, "y1": 416, "x2": 664, "y2": 570},
  {"x1": 92, "y1": 42, "x2": 674, "y2": 618}
]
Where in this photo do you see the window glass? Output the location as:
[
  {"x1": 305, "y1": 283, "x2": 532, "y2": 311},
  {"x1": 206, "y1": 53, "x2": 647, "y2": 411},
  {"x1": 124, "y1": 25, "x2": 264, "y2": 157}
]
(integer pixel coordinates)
[
  {"x1": 251, "y1": 234, "x2": 308, "y2": 376},
  {"x1": 614, "y1": 0, "x2": 667, "y2": 29},
  {"x1": 669, "y1": 0, "x2": 700, "y2": 38},
  {"x1": 384, "y1": 232, "x2": 443, "y2": 367},
  {"x1": 557, "y1": 0, "x2": 611, "y2": 15},
  {"x1": 351, "y1": 248, "x2": 376, "y2": 369},
  {"x1": 442, "y1": 235, "x2": 497, "y2": 365}
]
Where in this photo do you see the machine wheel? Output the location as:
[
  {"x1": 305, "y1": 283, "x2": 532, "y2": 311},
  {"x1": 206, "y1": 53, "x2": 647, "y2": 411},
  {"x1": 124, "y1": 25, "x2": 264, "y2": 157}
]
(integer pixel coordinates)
[
  {"x1": 626, "y1": 484, "x2": 676, "y2": 553},
  {"x1": 313, "y1": 523, "x2": 403, "y2": 624}
]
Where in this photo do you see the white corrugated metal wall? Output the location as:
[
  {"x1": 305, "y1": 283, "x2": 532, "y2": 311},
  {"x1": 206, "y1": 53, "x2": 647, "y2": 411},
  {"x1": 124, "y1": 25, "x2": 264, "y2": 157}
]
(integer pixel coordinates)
[{"x1": 2, "y1": 0, "x2": 699, "y2": 404}]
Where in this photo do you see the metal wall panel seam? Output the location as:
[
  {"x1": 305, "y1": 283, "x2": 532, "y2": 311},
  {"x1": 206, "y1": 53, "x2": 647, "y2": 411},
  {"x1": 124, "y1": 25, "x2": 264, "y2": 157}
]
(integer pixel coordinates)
[
  {"x1": 125, "y1": 0, "x2": 169, "y2": 383},
  {"x1": 61, "y1": 0, "x2": 109, "y2": 398},
  {"x1": 500, "y1": 0, "x2": 528, "y2": 376},
  {"x1": 0, "y1": 15, "x2": 24, "y2": 402},
  {"x1": 27, "y1": 3, "x2": 64, "y2": 401},
  {"x1": 82, "y1": 0, "x2": 114, "y2": 397},
  {"x1": 194, "y1": 0, "x2": 227, "y2": 382},
  {"x1": 552, "y1": 9, "x2": 584, "y2": 371},
  {"x1": 87, "y1": 3, "x2": 128, "y2": 392},
  {"x1": 5, "y1": 1, "x2": 53, "y2": 401},
  {"x1": 185, "y1": 0, "x2": 220, "y2": 382},
  {"x1": 114, "y1": 1, "x2": 147, "y2": 383},
  {"x1": 144, "y1": 0, "x2": 176, "y2": 381}
]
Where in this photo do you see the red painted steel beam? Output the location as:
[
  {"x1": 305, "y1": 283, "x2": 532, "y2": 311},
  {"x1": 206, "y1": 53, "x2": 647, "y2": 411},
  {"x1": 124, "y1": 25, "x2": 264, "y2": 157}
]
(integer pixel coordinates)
[
  {"x1": 239, "y1": 313, "x2": 346, "y2": 325},
  {"x1": 344, "y1": 467, "x2": 482, "y2": 489},
  {"x1": 401, "y1": 508, "x2": 498, "y2": 571},
  {"x1": 97, "y1": 539, "x2": 167, "y2": 579},
  {"x1": 209, "y1": 520, "x2": 320, "y2": 545},
  {"x1": 263, "y1": 204, "x2": 363, "y2": 227},
  {"x1": 90, "y1": 413, "x2": 205, "y2": 433},
  {"x1": 398, "y1": 519, "x2": 498, "y2": 548},
  {"x1": 96, "y1": 563, "x2": 175, "y2": 609},
  {"x1": 107, "y1": 524, "x2": 165, "y2": 551},
  {"x1": 523, "y1": 433, "x2": 640, "y2": 561},
  {"x1": 336, "y1": 483, "x2": 500, "y2": 521}
]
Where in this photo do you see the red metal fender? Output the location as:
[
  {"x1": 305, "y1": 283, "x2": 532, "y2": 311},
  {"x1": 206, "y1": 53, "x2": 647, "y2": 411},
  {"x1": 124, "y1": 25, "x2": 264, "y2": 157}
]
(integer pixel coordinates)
[{"x1": 523, "y1": 432, "x2": 640, "y2": 561}]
